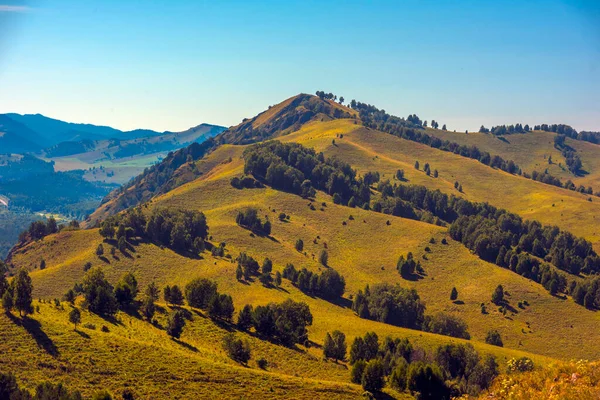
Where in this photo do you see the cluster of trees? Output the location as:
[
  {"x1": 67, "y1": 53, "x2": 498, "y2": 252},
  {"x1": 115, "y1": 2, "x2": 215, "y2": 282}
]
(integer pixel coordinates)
[
  {"x1": 535, "y1": 123, "x2": 578, "y2": 138},
  {"x1": 347, "y1": 331, "x2": 498, "y2": 397},
  {"x1": 99, "y1": 207, "x2": 209, "y2": 254},
  {"x1": 18, "y1": 217, "x2": 59, "y2": 242},
  {"x1": 396, "y1": 253, "x2": 423, "y2": 278},
  {"x1": 482, "y1": 124, "x2": 531, "y2": 135},
  {"x1": 230, "y1": 175, "x2": 262, "y2": 189},
  {"x1": 185, "y1": 278, "x2": 234, "y2": 321},
  {"x1": 553, "y1": 134, "x2": 584, "y2": 175},
  {"x1": 315, "y1": 91, "x2": 344, "y2": 104},
  {"x1": 352, "y1": 283, "x2": 426, "y2": 329},
  {"x1": 235, "y1": 208, "x2": 271, "y2": 236},
  {"x1": 570, "y1": 276, "x2": 600, "y2": 309},
  {"x1": 369, "y1": 180, "x2": 600, "y2": 294},
  {"x1": 1, "y1": 264, "x2": 33, "y2": 317},
  {"x1": 243, "y1": 141, "x2": 370, "y2": 207},
  {"x1": 237, "y1": 299, "x2": 312, "y2": 346},
  {"x1": 0, "y1": 372, "x2": 88, "y2": 400},
  {"x1": 281, "y1": 263, "x2": 346, "y2": 299}
]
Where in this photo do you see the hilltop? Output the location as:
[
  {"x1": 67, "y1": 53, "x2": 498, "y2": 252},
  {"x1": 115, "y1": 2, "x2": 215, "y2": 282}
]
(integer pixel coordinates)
[{"x1": 3, "y1": 93, "x2": 600, "y2": 398}]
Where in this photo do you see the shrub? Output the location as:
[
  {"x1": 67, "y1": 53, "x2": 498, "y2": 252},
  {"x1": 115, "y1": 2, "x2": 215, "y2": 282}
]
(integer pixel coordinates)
[
  {"x1": 222, "y1": 333, "x2": 251, "y2": 364},
  {"x1": 406, "y1": 362, "x2": 449, "y2": 399},
  {"x1": 350, "y1": 359, "x2": 367, "y2": 384},
  {"x1": 185, "y1": 278, "x2": 217, "y2": 309},
  {"x1": 485, "y1": 330, "x2": 503, "y2": 347},
  {"x1": 361, "y1": 359, "x2": 385, "y2": 392},
  {"x1": 423, "y1": 312, "x2": 470, "y2": 339},
  {"x1": 257, "y1": 357, "x2": 268, "y2": 369},
  {"x1": 507, "y1": 357, "x2": 534, "y2": 373},
  {"x1": 167, "y1": 309, "x2": 186, "y2": 339},
  {"x1": 295, "y1": 239, "x2": 304, "y2": 252}
]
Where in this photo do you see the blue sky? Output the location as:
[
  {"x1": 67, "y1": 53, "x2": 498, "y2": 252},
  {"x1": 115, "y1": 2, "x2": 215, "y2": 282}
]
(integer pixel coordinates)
[{"x1": 0, "y1": 0, "x2": 598, "y2": 132}]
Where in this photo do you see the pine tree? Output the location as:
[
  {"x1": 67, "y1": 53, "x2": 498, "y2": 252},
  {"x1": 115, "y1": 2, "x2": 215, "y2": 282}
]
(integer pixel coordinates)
[
  {"x1": 69, "y1": 308, "x2": 81, "y2": 330},
  {"x1": 12, "y1": 268, "x2": 33, "y2": 317},
  {"x1": 236, "y1": 265, "x2": 243, "y2": 281},
  {"x1": 492, "y1": 285, "x2": 504, "y2": 304},
  {"x1": 237, "y1": 304, "x2": 254, "y2": 331},
  {"x1": 167, "y1": 310, "x2": 186, "y2": 339},
  {"x1": 450, "y1": 287, "x2": 458, "y2": 301}
]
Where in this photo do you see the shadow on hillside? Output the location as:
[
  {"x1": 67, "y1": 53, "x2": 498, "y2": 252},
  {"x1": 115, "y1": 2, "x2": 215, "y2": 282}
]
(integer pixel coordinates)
[
  {"x1": 97, "y1": 313, "x2": 124, "y2": 327},
  {"x1": 497, "y1": 136, "x2": 510, "y2": 144},
  {"x1": 401, "y1": 273, "x2": 425, "y2": 282},
  {"x1": 98, "y1": 256, "x2": 110, "y2": 264},
  {"x1": 173, "y1": 338, "x2": 198, "y2": 352},
  {"x1": 453, "y1": 300, "x2": 465, "y2": 305},
  {"x1": 373, "y1": 392, "x2": 396, "y2": 400},
  {"x1": 328, "y1": 297, "x2": 352, "y2": 309},
  {"x1": 9, "y1": 314, "x2": 59, "y2": 357},
  {"x1": 75, "y1": 329, "x2": 90, "y2": 339}
]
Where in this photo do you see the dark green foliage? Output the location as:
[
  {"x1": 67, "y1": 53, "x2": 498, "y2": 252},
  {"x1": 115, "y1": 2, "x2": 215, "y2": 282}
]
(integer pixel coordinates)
[
  {"x1": 435, "y1": 343, "x2": 498, "y2": 395},
  {"x1": 69, "y1": 308, "x2": 81, "y2": 330},
  {"x1": 257, "y1": 357, "x2": 268, "y2": 369},
  {"x1": 295, "y1": 239, "x2": 303, "y2": 252},
  {"x1": 237, "y1": 304, "x2": 254, "y2": 331},
  {"x1": 2, "y1": 290, "x2": 13, "y2": 313},
  {"x1": 235, "y1": 265, "x2": 243, "y2": 281},
  {"x1": 166, "y1": 309, "x2": 186, "y2": 339},
  {"x1": 406, "y1": 362, "x2": 449, "y2": 400},
  {"x1": 485, "y1": 330, "x2": 503, "y2": 347},
  {"x1": 352, "y1": 283, "x2": 425, "y2": 329},
  {"x1": 235, "y1": 208, "x2": 271, "y2": 236},
  {"x1": 389, "y1": 359, "x2": 409, "y2": 392},
  {"x1": 145, "y1": 282, "x2": 159, "y2": 302},
  {"x1": 423, "y1": 312, "x2": 470, "y2": 339},
  {"x1": 243, "y1": 141, "x2": 369, "y2": 207},
  {"x1": 169, "y1": 285, "x2": 184, "y2": 305},
  {"x1": 230, "y1": 175, "x2": 261, "y2": 189},
  {"x1": 100, "y1": 207, "x2": 208, "y2": 254},
  {"x1": 397, "y1": 252, "x2": 421, "y2": 278},
  {"x1": 250, "y1": 299, "x2": 312, "y2": 345},
  {"x1": 185, "y1": 278, "x2": 217, "y2": 309},
  {"x1": 222, "y1": 333, "x2": 251, "y2": 363},
  {"x1": 323, "y1": 330, "x2": 346, "y2": 361},
  {"x1": 361, "y1": 359, "x2": 385, "y2": 392},
  {"x1": 262, "y1": 258, "x2": 273, "y2": 274},
  {"x1": 349, "y1": 332, "x2": 379, "y2": 364},
  {"x1": 351, "y1": 359, "x2": 367, "y2": 384},
  {"x1": 95, "y1": 244, "x2": 104, "y2": 257},
  {"x1": 81, "y1": 267, "x2": 117, "y2": 316},
  {"x1": 281, "y1": 264, "x2": 345, "y2": 299},
  {"x1": 237, "y1": 252, "x2": 260, "y2": 279},
  {"x1": 113, "y1": 272, "x2": 138, "y2": 309},
  {"x1": 141, "y1": 296, "x2": 156, "y2": 321},
  {"x1": 34, "y1": 381, "x2": 83, "y2": 400},
  {"x1": 319, "y1": 250, "x2": 328, "y2": 266},
  {"x1": 492, "y1": 285, "x2": 504, "y2": 304},
  {"x1": 450, "y1": 287, "x2": 458, "y2": 301},
  {"x1": 12, "y1": 268, "x2": 34, "y2": 317},
  {"x1": 208, "y1": 293, "x2": 234, "y2": 321},
  {"x1": 64, "y1": 289, "x2": 76, "y2": 304}
]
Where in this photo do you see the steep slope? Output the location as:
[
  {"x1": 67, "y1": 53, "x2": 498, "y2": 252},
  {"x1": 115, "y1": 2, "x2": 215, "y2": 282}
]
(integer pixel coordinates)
[
  {"x1": 0, "y1": 115, "x2": 45, "y2": 153},
  {"x1": 89, "y1": 94, "x2": 354, "y2": 221}
]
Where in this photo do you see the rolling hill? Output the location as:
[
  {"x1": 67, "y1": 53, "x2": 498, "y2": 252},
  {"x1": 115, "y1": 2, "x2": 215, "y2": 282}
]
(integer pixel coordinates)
[{"x1": 3, "y1": 93, "x2": 600, "y2": 399}]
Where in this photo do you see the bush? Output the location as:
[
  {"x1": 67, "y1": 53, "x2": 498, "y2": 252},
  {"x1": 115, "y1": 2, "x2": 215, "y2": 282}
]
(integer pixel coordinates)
[
  {"x1": 361, "y1": 359, "x2": 385, "y2": 392},
  {"x1": 485, "y1": 330, "x2": 503, "y2": 347},
  {"x1": 236, "y1": 208, "x2": 271, "y2": 235},
  {"x1": 350, "y1": 359, "x2": 367, "y2": 384},
  {"x1": 167, "y1": 309, "x2": 186, "y2": 339},
  {"x1": 223, "y1": 333, "x2": 251, "y2": 363},
  {"x1": 185, "y1": 278, "x2": 217, "y2": 309},
  {"x1": 507, "y1": 357, "x2": 534, "y2": 373},
  {"x1": 406, "y1": 362, "x2": 449, "y2": 399},
  {"x1": 257, "y1": 357, "x2": 268, "y2": 369},
  {"x1": 295, "y1": 239, "x2": 304, "y2": 252},
  {"x1": 423, "y1": 312, "x2": 470, "y2": 339}
]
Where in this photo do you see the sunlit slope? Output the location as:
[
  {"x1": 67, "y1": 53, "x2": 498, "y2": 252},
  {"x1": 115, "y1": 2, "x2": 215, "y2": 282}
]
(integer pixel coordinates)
[
  {"x1": 425, "y1": 128, "x2": 600, "y2": 191},
  {"x1": 10, "y1": 139, "x2": 600, "y2": 361},
  {"x1": 283, "y1": 119, "x2": 600, "y2": 251},
  {"x1": 0, "y1": 302, "x2": 365, "y2": 400}
]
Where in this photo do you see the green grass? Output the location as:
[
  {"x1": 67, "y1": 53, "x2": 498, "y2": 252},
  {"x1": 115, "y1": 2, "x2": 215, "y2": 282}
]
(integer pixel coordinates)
[{"x1": 6, "y1": 115, "x2": 600, "y2": 398}]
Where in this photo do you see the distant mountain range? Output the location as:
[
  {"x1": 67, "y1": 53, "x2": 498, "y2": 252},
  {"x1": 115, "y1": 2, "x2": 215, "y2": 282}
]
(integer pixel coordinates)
[{"x1": 0, "y1": 113, "x2": 226, "y2": 155}]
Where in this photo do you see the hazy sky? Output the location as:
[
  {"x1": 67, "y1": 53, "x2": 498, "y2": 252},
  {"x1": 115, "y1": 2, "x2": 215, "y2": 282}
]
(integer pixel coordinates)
[{"x1": 0, "y1": 0, "x2": 598, "y2": 132}]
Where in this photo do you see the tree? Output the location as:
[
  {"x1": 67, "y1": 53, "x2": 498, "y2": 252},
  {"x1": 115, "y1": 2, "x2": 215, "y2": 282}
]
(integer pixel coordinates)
[
  {"x1": 2, "y1": 290, "x2": 14, "y2": 313},
  {"x1": 167, "y1": 309, "x2": 186, "y2": 339},
  {"x1": 118, "y1": 237, "x2": 127, "y2": 253},
  {"x1": 295, "y1": 239, "x2": 304, "y2": 252},
  {"x1": 339, "y1": 96, "x2": 344, "y2": 104},
  {"x1": 485, "y1": 330, "x2": 503, "y2": 347},
  {"x1": 114, "y1": 272, "x2": 138, "y2": 309},
  {"x1": 169, "y1": 285, "x2": 184, "y2": 306},
  {"x1": 141, "y1": 296, "x2": 156, "y2": 321},
  {"x1": 185, "y1": 278, "x2": 217, "y2": 309},
  {"x1": 275, "y1": 271, "x2": 282, "y2": 287},
  {"x1": 492, "y1": 284, "x2": 504, "y2": 304},
  {"x1": 262, "y1": 258, "x2": 273, "y2": 274},
  {"x1": 82, "y1": 267, "x2": 117, "y2": 316},
  {"x1": 406, "y1": 362, "x2": 449, "y2": 399},
  {"x1": 351, "y1": 360, "x2": 366, "y2": 384},
  {"x1": 96, "y1": 244, "x2": 104, "y2": 257},
  {"x1": 163, "y1": 285, "x2": 172, "y2": 305},
  {"x1": 237, "y1": 304, "x2": 254, "y2": 331},
  {"x1": 423, "y1": 312, "x2": 470, "y2": 339},
  {"x1": 39, "y1": 259, "x2": 46, "y2": 270},
  {"x1": 64, "y1": 289, "x2": 76, "y2": 304},
  {"x1": 319, "y1": 250, "x2": 328, "y2": 266},
  {"x1": 442, "y1": 124, "x2": 447, "y2": 130},
  {"x1": 12, "y1": 268, "x2": 33, "y2": 317},
  {"x1": 450, "y1": 287, "x2": 458, "y2": 301},
  {"x1": 323, "y1": 330, "x2": 346, "y2": 361},
  {"x1": 236, "y1": 265, "x2": 243, "y2": 281},
  {"x1": 222, "y1": 333, "x2": 251, "y2": 363},
  {"x1": 69, "y1": 308, "x2": 81, "y2": 330},
  {"x1": 414, "y1": 161, "x2": 420, "y2": 170},
  {"x1": 361, "y1": 359, "x2": 385, "y2": 392},
  {"x1": 145, "y1": 282, "x2": 160, "y2": 302}
]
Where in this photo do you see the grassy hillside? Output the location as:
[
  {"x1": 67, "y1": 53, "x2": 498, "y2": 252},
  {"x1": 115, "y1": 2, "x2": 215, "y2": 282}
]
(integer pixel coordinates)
[
  {"x1": 5, "y1": 94, "x2": 600, "y2": 398},
  {"x1": 283, "y1": 119, "x2": 600, "y2": 251}
]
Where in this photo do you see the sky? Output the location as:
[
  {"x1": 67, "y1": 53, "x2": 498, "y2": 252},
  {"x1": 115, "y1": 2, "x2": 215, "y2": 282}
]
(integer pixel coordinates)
[{"x1": 0, "y1": 0, "x2": 599, "y2": 132}]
